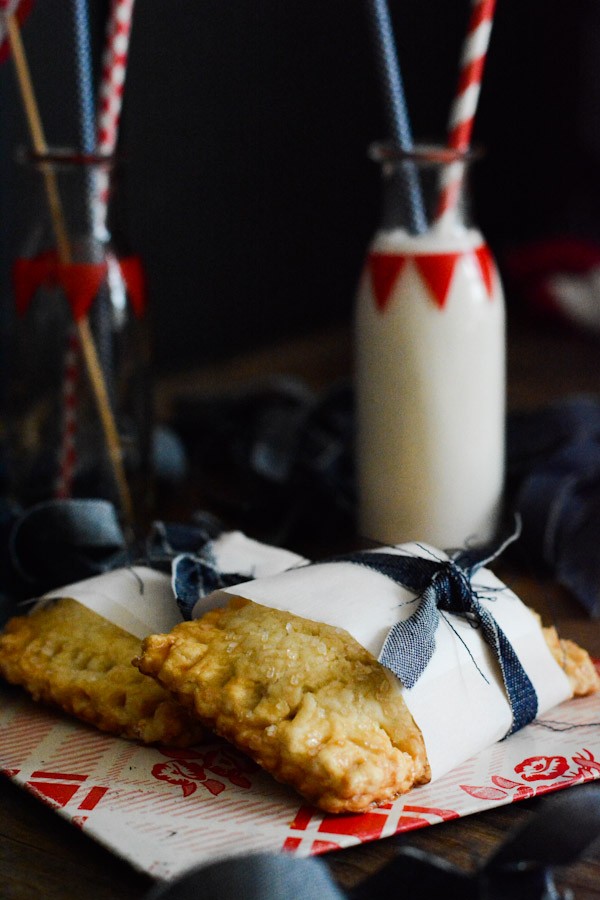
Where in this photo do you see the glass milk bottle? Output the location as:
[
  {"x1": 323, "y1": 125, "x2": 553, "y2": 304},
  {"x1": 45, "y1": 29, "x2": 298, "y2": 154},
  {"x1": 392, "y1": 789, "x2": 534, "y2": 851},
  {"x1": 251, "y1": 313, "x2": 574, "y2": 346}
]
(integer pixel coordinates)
[
  {"x1": 355, "y1": 144, "x2": 505, "y2": 548},
  {"x1": 4, "y1": 149, "x2": 152, "y2": 529}
]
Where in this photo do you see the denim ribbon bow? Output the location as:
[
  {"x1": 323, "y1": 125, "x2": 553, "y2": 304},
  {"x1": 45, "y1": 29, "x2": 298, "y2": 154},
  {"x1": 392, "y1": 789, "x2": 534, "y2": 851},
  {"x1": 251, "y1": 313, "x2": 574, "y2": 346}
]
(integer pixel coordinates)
[{"x1": 328, "y1": 537, "x2": 538, "y2": 735}]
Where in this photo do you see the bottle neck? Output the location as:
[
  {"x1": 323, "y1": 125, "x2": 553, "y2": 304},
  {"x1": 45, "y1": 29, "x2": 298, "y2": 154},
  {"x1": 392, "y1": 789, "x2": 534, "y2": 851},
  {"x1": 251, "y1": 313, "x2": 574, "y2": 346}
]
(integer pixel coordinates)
[
  {"x1": 372, "y1": 143, "x2": 477, "y2": 236},
  {"x1": 18, "y1": 149, "x2": 114, "y2": 261}
]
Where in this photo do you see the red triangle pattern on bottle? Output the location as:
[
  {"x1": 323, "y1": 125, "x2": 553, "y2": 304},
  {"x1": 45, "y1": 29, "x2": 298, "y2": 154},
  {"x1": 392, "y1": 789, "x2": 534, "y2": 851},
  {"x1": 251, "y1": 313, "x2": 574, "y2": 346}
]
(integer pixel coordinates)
[
  {"x1": 12, "y1": 251, "x2": 147, "y2": 320},
  {"x1": 59, "y1": 261, "x2": 109, "y2": 320},
  {"x1": 13, "y1": 251, "x2": 107, "y2": 320},
  {"x1": 118, "y1": 256, "x2": 147, "y2": 317},
  {"x1": 474, "y1": 244, "x2": 495, "y2": 297},
  {"x1": 413, "y1": 253, "x2": 461, "y2": 309},
  {"x1": 12, "y1": 251, "x2": 57, "y2": 316},
  {"x1": 368, "y1": 248, "x2": 495, "y2": 311},
  {"x1": 368, "y1": 252, "x2": 408, "y2": 312}
]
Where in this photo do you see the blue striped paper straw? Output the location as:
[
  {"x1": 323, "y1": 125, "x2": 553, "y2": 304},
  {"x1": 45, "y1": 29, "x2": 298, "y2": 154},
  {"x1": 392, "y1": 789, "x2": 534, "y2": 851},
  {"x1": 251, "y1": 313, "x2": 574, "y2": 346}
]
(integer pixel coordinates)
[
  {"x1": 72, "y1": 0, "x2": 97, "y2": 154},
  {"x1": 70, "y1": 0, "x2": 113, "y2": 390},
  {"x1": 366, "y1": 0, "x2": 427, "y2": 234},
  {"x1": 71, "y1": 0, "x2": 98, "y2": 241}
]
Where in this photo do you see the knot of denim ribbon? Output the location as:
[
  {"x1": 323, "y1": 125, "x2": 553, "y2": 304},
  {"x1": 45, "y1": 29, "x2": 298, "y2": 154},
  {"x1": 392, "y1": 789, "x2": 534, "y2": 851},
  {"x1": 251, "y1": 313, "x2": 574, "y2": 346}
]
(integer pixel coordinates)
[
  {"x1": 326, "y1": 543, "x2": 538, "y2": 735},
  {"x1": 147, "y1": 521, "x2": 248, "y2": 619}
]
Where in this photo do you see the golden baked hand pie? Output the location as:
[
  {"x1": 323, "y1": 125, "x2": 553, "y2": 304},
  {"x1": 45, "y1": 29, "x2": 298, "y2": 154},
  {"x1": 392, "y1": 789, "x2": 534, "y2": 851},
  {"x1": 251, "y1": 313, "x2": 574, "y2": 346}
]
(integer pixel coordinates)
[
  {"x1": 134, "y1": 596, "x2": 431, "y2": 813},
  {"x1": 0, "y1": 598, "x2": 205, "y2": 747}
]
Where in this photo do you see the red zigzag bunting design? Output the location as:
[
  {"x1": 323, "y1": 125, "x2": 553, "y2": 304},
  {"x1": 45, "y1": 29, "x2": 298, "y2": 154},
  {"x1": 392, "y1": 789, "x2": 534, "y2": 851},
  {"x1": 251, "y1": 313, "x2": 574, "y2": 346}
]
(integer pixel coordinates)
[
  {"x1": 368, "y1": 245, "x2": 496, "y2": 312},
  {"x1": 13, "y1": 251, "x2": 146, "y2": 320}
]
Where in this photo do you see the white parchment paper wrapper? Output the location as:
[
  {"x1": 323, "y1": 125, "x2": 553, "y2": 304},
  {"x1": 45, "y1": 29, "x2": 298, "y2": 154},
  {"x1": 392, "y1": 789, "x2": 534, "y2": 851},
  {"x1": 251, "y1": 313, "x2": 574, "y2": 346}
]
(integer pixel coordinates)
[
  {"x1": 39, "y1": 531, "x2": 306, "y2": 640},
  {"x1": 192, "y1": 544, "x2": 573, "y2": 781},
  {"x1": 43, "y1": 567, "x2": 179, "y2": 640},
  {"x1": 203, "y1": 531, "x2": 306, "y2": 577},
  {"x1": 37, "y1": 537, "x2": 572, "y2": 783}
]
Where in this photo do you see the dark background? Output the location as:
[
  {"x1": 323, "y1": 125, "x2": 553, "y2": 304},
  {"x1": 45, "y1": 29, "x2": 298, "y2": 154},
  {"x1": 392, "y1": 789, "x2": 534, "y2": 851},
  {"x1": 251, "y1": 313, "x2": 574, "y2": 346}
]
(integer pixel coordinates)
[{"x1": 1, "y1": 1, "x2": 597, "y2": 374}]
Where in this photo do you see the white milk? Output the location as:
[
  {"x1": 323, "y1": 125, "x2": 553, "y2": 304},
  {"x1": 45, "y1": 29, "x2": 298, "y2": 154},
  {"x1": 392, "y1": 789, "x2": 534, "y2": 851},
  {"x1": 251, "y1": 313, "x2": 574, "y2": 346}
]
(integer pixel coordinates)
[{"x1": 355, "y1": 223, "x2": 505, "y2": 548}]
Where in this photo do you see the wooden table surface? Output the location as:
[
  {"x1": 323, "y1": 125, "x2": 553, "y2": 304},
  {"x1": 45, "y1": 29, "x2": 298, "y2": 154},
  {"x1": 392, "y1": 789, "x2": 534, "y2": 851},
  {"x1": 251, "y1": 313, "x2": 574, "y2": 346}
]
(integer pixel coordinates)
[{"x1": 2, "y1": 313, "x2": 600, "y2": 899}]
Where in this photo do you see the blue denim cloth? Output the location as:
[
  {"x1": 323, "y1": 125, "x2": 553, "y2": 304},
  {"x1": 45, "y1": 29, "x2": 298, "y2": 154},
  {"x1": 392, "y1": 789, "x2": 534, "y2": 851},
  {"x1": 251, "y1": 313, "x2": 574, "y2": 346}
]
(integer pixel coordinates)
[
  {"x1": 507, "y1": 394, "x2": 600, "y2": 616},
  {"x1": 145, "y1": 854, "x2": 345, "y2": 900},
  {"x1": 2, "y1": 390, "x2": 600, "y2": 624},
  {"x1": 172, "y1": 379, "x2": 355, "y2": 547},
  {"x1": 0, "y1": 498, "x2": 128, "y2": 624}
]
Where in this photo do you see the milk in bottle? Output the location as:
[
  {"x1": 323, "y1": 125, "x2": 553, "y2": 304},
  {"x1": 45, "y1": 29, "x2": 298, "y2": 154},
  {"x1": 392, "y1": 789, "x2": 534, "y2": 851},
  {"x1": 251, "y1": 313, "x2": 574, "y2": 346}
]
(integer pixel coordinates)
[{"x1": 355, "y1": 146, "x2": 505, "y2": 548}]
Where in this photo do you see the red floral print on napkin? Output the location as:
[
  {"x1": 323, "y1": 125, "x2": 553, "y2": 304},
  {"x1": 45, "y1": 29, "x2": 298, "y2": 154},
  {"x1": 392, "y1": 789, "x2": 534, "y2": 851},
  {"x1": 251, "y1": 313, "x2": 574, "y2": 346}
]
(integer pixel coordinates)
[
  {"x1": 152, "y1": 745, "x2": 256, "y2": 798},
  {"x1": 460, "y1": 748, "x2": 600, "y2": 801},
  {"x1": 515, "y1": 755, "x2": 570, "y2": 781}
]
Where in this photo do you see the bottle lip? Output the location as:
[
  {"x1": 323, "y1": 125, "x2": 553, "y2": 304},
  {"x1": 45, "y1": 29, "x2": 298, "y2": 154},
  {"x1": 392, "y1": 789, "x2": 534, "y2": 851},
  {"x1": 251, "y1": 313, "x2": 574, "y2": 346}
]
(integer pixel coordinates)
[
  {"x1": 15, "y1": 146, "x2": 116, "y2": 167},
  {"x1": 368, "y1": 141, "x2": 482, "y2": 165}
]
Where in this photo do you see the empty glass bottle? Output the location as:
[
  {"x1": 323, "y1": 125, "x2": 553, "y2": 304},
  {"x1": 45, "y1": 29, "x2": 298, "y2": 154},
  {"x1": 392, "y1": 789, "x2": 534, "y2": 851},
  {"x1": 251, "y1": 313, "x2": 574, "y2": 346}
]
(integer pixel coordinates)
[{"x1": 4, "y1": 148, "x2": 152, "y2": 530}]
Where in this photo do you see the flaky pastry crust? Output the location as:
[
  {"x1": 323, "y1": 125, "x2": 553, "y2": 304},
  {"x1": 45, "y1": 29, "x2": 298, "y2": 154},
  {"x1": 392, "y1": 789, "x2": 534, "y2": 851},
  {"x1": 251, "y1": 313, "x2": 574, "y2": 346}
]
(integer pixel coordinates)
[
  {"x1": 134, "y1": 596, "x2": 430, "y2": 813},
  {"x1": 0, "y1": 598, "x2": 205, "y2": 746},
  {"x1": 543, "y1": 623, "x2": 600, "y2": 697}
]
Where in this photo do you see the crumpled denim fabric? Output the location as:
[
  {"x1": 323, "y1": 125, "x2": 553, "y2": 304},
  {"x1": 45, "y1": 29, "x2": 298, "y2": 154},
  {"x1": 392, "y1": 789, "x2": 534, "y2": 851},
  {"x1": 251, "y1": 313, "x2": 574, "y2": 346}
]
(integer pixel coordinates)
[
  {"x1": 145, "y1": 853, "x2": 345, "y2": 900},
  {"x1": 172, "y1": 378, "x2": 355, "y2": 547},
  {"x1": 2, "y1": 389, "x2": 600, "y2": 622},
  {"x1": 0, "y1": 502, "x2": 233, "y2": 625},
  {"x1": 507, "y1": 394, "x2": 600, "y2": 616},
  {"x1": 0, "y1": 498, "x2": 129, "y2": 624}
]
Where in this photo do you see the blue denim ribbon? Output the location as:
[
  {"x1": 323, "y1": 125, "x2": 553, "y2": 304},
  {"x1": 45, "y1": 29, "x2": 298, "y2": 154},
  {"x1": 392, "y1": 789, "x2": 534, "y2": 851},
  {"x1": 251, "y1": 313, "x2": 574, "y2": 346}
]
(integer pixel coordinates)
[
  {"x1": 144, "y1": 518, "x2": 259, "y2": 619},
  {"x1": 326, "y1": 535, "x2": 537, "y2": 735}
]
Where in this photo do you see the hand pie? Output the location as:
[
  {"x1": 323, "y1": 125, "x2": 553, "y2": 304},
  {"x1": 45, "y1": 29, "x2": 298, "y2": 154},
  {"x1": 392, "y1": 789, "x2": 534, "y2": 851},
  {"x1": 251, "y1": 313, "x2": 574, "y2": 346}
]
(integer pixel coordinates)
[
  {"x1": 0, "y1": 598, "x2": 205, "y2": 747},
  {"x1": 134, "y1": 596, "x2": 430, "y2": 813}
]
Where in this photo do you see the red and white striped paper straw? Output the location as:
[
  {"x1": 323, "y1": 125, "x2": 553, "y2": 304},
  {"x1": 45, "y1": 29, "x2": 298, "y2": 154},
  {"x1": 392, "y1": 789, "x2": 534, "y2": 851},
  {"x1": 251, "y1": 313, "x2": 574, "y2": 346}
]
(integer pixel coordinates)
[
  {"x1": 95, "y1": 0, "x2": 136, "y2": 222},
  {"x1": 57, "y1": 0, "x2": 136, "y2": 498},
  {"x1": 436, "y1": 0, "x2": 497, "y2": 223},
  {"x1": 55, "y1": 327, "x2": 82, "y2": 498}
]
